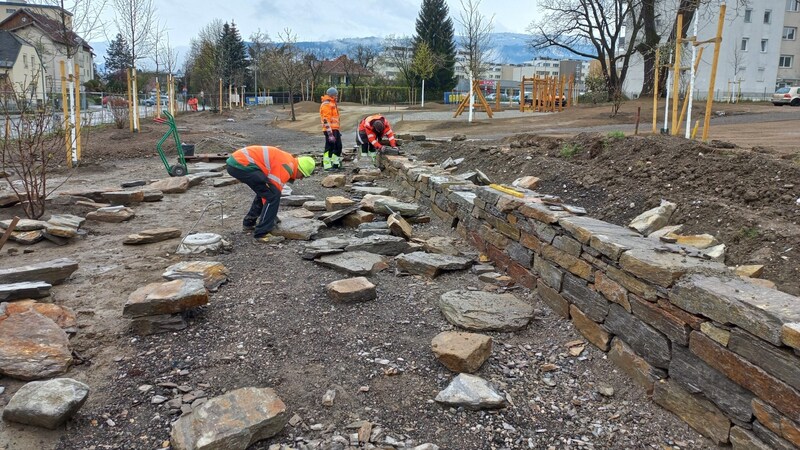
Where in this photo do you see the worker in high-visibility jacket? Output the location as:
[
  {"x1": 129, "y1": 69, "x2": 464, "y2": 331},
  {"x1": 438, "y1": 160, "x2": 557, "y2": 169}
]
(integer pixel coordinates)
[
  {"x1": 356, "y1": 114, "x2": 398, "y2": 163},
  {"x1": 226, "y1": 146, "x2": 316, "y2": 243},
  {"x1": 319, "y1": 87, "x2": 342, "y2": 170}
]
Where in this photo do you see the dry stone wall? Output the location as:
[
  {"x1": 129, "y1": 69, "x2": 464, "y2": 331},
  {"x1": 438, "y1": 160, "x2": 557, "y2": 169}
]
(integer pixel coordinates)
[{"x1": 381, "y1": 154, "x2": 800, "y2": 449}]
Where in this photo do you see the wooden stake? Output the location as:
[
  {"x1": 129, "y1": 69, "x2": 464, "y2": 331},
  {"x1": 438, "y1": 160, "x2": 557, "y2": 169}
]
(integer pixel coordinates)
[
  {"x1": 671, "y1": 13, "x2": 683, "y2": 135},
  {"x1": 155, "y1": 79, "x2": 161, "y2": 118},
  {"x1": 676, "y1": 46, "x2": 704, "y2": 136},
  {"x1": 127, "y1": 68, "x2": 133, "y2": 132},
  {"x1": 0, "y1": 216, "x2": 19, "y2": 252},
  {"x1": 73, "y1": 63, "x2": 81, "y2": 163},
  {"x1": 59, "y1": 61, "x2": 70, "y2": 166},
  {"x1": 635, "y1": 106, "x2": 641, "y2": 135},
  {"x1": 652, "y1": 48, "x2": 660, "y2": 134},
  {"x1": 218, "y1": 78, "x2": 223, "y2": 113},
  {"x1": 692, "y1": 120, "x2": 700, "y2": 139},
  {"x1": 568, "y1": 75, "x2": 574, "y2": 107},
  {"x1": 702, "y1": 4, "x2": 727, "y2": 142}
]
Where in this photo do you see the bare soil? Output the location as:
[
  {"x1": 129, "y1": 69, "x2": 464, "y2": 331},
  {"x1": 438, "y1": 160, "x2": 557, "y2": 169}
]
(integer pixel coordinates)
[{"x1": 2, "y1": 99, "x2": 797, "y2": 449}]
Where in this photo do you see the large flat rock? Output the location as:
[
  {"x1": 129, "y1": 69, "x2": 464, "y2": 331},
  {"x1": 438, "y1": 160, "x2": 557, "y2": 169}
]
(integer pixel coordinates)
[
  {"x1": 272, "y1": 217, "x2": 326, "y2": 240},
  {"x1": 2, "y1": 378, "x2": 89, "y2": 429},
  {"x1": 149, "y1": 177, "x2": 190, "y2": 194},
  {"x1": 434, "y1": 374, "x2": 506, "y2": 410},
  {"x1": 0, "y1": 258, "x2": 78, "y2": 285},
  {"x1": 344, "y1": 235, "x2": 410, "y2": 256},
  {"x1": 1, "y1": 300, "x2": 77, "y2": 332},
  {"x1": 438, "y1": 290, "x2": 534, "y2": 332},
  {"x1": 162, "y1": 261, "x2": 229, "y2": 292},
  {"x1": 123, "y1": 279, "x2": 209, "y2": 318},
  {"x1": 360, "y1": 194, "x2": 420, "y2": 216},
  {"x1": 0, "y1": 310, "x2": 72, "y2": 380},
  {"x1": 396, "y1": 252, "x2": 472, "y2": 278},
  {"x1": 629, "y1": 201, "x2": 677, "y2": 236},
  {"x1": 123, "y1": 227, "x2": 182, "y2": 245},
  {"x1": 672, "y1": 274, "x2": 800, "y2": 346},
  {"x1": 281, "y1": 195, "x2": 316, "y2": 206},
  {"x1": 0, "y1": 219, "x2": 47, "y2": 231},
  {"x1": 301, "y1": 236, "x2": 352, "y2": 260},
  {"x1": 0, "y1": 281, "x2": 51, "y2": 301},
  {"x1": 315, "y1": 251, "x2": 386, "y2": 276},
  {"x1": 170, "y1": 387, "x2": 288, "y2": 450},
  {"x1": 85, "y1": 206, "x2": 135, "y2": 223},
  {"x1": 619, "y1": 247, "x2": 725, "y2": 288}
]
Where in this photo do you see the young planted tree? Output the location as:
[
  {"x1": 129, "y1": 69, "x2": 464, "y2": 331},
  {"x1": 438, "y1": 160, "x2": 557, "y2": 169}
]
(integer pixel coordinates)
[
  {"x1": 112, "y1": 0, "x2": 156, "y2": 130},
  {"x1": 530, "y1": 0, "x2": 644, "y2": 115},
  {"x1": 270, "y1": 29, "x2": 305, "y2": 121},
  {"x1": 414, "y1": 0, "x2": 457, "y2": 95},
  {"x1": 248, "y1": 29, "x2": 271, "y2": 99},
  {"x1": 411, "y1": 41, "x2": 436, "y2": 107}
]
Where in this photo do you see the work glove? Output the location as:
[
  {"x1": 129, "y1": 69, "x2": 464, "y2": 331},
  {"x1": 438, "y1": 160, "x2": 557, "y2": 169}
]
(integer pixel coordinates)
[{"x1": 327, "y1": 134, "x2": 335, "y2": 143}]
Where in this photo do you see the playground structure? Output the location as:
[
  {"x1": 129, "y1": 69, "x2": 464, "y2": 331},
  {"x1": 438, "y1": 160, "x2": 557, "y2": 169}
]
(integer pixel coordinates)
[{"x1": 519, "y1": 75, "x2": 575, "y2": 113}]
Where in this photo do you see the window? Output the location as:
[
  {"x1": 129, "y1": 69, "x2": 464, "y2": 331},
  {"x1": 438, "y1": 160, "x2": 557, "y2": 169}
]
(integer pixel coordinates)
[
  {"x1": 5, "y1": 8, "x2": 16, "y2": 13},
  {"x1": 784, "y1": 27, "x2": 797, "y2": 40},
  {"x1": 765, "y1": 10, "x2": 772, "y2": 24},
  {"x1": 23, "y1": 54, "x2": 28, "y2": 69},
  {"x1": 741, "y1": 37, "x2": 749, "y2": 51},
  {"x1": 761, "y1": 39, "x2": 769, "y2": 52},
  {"x1": 787, "y1": 0, "x2": 800, "y2": 12},
  {"x1": 745, "y1": 9, "x2": 752, "y2": 22},
  {"x1": 780, "y1": 55, "x2": 794, "y2": 67}
]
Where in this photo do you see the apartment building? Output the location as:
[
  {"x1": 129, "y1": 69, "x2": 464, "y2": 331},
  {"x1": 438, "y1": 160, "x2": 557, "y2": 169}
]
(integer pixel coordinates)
[
  {"x1": 623, "y1": 0, "x2": 786, "y2": 98},
  {"x1": 778, "y1": 0, "x2": 800, "y2": 86},
  {"x1": 0, "y1": 29, "x2": 44, "y2": 102}
]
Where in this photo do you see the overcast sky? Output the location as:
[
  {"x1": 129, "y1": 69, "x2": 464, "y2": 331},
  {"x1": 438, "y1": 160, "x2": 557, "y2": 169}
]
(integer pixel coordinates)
[{"x1": 101, "y1": 0, "x2": 538, "y2": 45}]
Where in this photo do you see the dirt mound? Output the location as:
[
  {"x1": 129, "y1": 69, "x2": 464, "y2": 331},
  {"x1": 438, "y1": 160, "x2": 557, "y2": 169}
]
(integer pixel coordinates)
[{"x1": 416, "y1": 133, "x2": 800, "y2": 294}]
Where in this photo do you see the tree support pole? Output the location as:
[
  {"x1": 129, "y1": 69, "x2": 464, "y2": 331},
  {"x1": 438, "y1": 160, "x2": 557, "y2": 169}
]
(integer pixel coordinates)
[
  {"x1": 652, "y1": 48, "x2": 660, "y2": 134},
  {"x1": 702, "y1": 4, "x2": 726, "y2": 142},
  {"x1": 671, "y1": 13, "x2": 683, "y2": 135}
]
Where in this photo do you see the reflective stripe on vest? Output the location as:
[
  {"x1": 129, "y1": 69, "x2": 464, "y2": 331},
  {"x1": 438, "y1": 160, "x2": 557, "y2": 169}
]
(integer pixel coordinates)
[{"x1": 244, "y1": 146, "x2": 284, "y2": 189}]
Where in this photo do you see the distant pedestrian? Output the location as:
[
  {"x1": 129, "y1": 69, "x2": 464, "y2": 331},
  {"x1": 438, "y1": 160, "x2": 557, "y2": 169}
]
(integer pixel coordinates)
[
  {"x1": 226, "y1": 146, "x2": 316, "y2": 243},
  {"x1": 319, "y1": 87, "x2": 342, "y2": 170}
]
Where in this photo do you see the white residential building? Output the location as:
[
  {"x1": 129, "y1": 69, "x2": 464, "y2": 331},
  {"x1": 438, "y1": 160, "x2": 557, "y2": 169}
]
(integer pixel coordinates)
[{"x1": 623, "y1": 0, "x2": 786, "y2": 99}]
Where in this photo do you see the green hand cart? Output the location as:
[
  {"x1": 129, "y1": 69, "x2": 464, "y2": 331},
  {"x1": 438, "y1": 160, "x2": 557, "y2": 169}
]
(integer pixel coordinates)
[{"x1": 155, "y1": 111, "x2": 189, "y2": 177}]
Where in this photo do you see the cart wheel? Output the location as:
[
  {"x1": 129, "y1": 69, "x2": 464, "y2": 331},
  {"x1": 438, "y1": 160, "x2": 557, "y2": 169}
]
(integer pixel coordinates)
[{"x1": 170, "y1": 164, "x2": 188, "y2": 177}]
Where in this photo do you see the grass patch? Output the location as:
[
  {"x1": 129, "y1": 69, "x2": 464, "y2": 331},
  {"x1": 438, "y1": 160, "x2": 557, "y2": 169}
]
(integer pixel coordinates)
[
  {"x1": 607, "y1": 131, "x2": 625, "y2": 140},
  {"x1": 740, "y1": 227, "x2": 760, "y2": 239},
  {"x1": 560, "y1": 143, "x2": 582, "y2": 158}
]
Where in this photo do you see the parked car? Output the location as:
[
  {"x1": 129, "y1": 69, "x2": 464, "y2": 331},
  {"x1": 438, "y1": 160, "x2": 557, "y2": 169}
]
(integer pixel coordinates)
[
  {"x1": 102, "y1": 95, "x2": 128, "y2": 107},
  {"x1": 772, "y1": 87, "x2": 800, "y2": 106},
  {"x1": 485, "y1": 93, "x2": 509, "y2": 102},
  {"x1": 143, "y1": 95, "x2": 169, "y2": 107}
]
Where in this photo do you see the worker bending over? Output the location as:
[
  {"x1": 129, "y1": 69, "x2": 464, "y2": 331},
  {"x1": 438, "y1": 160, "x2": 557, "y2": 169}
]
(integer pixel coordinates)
[{"x1": 356, "y1": 114, "x2": 398, "y2": 163}]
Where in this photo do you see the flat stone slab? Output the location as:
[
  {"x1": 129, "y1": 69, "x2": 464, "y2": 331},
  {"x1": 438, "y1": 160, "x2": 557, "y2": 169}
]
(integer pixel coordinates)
[
  {"x1": 423, "y1": 237, "x2": 460, "y2": 256},
  {"x1": 189, "y1": 162, "x2": 226, "y2": 172},
  {"x1": 123, "y1": 279, "x2": 209, "y2": 318},
  {"x1": 130, "y1": 314, "x2": 187, "y2": 336},
  {"x1": 342, "y1": 210, "x2": 375, "y2": 228},
  {"x1": 0, "y1": 258, "x2": 78, "y2": 285},
  {"x1": 9, "y1": 230, "x2": 44, "y2": 245},
  {"x1": 279, "y1": 209, "x2": 316, "y2": 219},
  {"x1": 431, "y1": 332, "x2": 492, "y2": 373},
  {"x1": 302, "y1": 201, "x2": 327, "y2": 211},
  {"x1": 47, "y1": 214, "x2": 85, "y2": 230},
  {"x1": 326, "y1": 277, "x2": 377, "y2": 303},
  {"x1": 1, "y1": 300, "x2": 77, "y2": 332},
  {"x1": 0, "y1": 281, "x2": 52, "y2": 301},
  {"x1": 142, "y1": 189, "x2": 163, "y2": 202},
  {"x1": 438, "y1": 290, "x2": 534, "y2": 332},
  {"x1": 315, "y1": 251, "x2": 387, "y2": 276},
  {"x1": 281, "y1": 195, "x2": 316, "y2": 206},
  {"x1": 360, "y1": 194, "x2": 420, "y2": 216},
  {"x1": 272, "y1": 217, "x2": 326, "y2": 240},
  {"x1": 123, "y1": 227, "x2": 182, "y2": 245},
  {"x1": 388, "y1": 213, "x2": 413, "y2": 239},
  {"x1": 672, "y1": 274, "x2": 800, "y2": 346},
  {"x1": 149, "y1": 177, "x2": 190, "y2": 194},
  {"x1": 162, "y1": 261, "x2": 229, "y2": 292},
  {"x1": 0, "y1": 219, "x2": 47, "y2": 231},
  {"x1": 435, "y1": 374, "x2": 506, "y2": 410},
  {"x1": 2, "y1": 378, "x2": 89, "y2": 429},
  {"x1": 213, "y1": 177, "x2": 239, "y2": 187},
  {"x1": 319, "y1": 204, "x2": 361, "y2": 225},
  {"x1": 325, "y1": 196, "x2": 357, "y2": 211},
  {"x1": 101, "y1": 190, "x2": 145, "y2": 204},
  {"x1": 302, "y1": 236, "x2": 351, "y2": 260},
  {"x1": 86, "y1": 206, "x2": 135, "y2": 223},
  {"x1": 629, "y1": 200, "x2": 676, "y2": 236},
  {"x1": 396, "y1": 252, "x2": 472, "y2": 278},
  {"x1": 186, "y1": 171, "x2": 223, "y2": 187},
  {"x1": 350, "y1": 186, "x2": 392, "y2": 196},
  {"x1": 321, "y1": 174, "x2": 346, "y2": 188},
  {"x1": 0, "y1": 310, "x2": 72, "y2": 380},
  {"x1": 345, "y1": 235, "x2": 410, "y2": 256},
  {"x1": 170, "y1": 387, "x2": 288, "y2": 450},
  {"x1": 0, "y1": 192, "x2": 19, "y2": 207},
  {"x1": 619, "y1": 247, "x2": 725, "y2": 288},
  {"x1": 44, "y1": 224, "x2": 77, "y2": 238}
]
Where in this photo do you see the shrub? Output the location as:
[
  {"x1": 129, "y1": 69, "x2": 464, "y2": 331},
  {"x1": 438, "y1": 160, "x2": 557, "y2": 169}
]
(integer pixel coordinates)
[{"x1": 560, "y1": 143, "x2": 582, "y2": 158}]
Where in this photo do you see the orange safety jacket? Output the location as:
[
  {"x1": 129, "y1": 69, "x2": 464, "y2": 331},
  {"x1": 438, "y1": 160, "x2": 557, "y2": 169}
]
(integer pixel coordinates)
[
  {"x1": 319, "y1": 95, "x2": 340, "y2": 132},
  {"x1": 358, "y1": 114, "x2": 396, "y2": 149},
  {"x1": 230, "y1": 145, "x2": 299, "y2": 191}
]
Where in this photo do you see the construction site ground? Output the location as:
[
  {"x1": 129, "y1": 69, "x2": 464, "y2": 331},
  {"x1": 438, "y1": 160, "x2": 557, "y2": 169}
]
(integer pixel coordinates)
[{"x1": 0, "y1": 98, "x2": 798, "y2": 450}]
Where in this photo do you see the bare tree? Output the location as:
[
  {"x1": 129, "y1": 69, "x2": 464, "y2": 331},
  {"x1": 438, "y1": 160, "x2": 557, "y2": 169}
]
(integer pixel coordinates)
[
  {"x1": 270, "y1": 29, "x2": 306, "y2": 121},
  {"x1": 112, "y1": 0, "x2": 156, "y2": 130},
  {"x1": 343, "y1": 44, "x2": 378, "y2": 99},
  {"x1": 530, "y1": 0, "x2": 644, "y2": 112},
  {"x1": 456, "y1": 0, "x2": 494, "y2": 81},
  {"x1": 249, "y1": 29, "x2": 271, "y2": 98},
  {"x1": 149, "y1": 19, "x2": 167, "y2": 75},
  {"x1": 303, "y1": 47, "x2": 334, "y2": 101},
  {"x1": 382, "y1": 35, "x2": 416, "y2": 98}
]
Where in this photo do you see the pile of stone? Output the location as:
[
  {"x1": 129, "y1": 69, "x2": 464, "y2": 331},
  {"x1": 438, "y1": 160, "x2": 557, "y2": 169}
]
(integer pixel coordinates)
[{"x1": 2, "y1": 214, "x2": 86, "y2": 246}]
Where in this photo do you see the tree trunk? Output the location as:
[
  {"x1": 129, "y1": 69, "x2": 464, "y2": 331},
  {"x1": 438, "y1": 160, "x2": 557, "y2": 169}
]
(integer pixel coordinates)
[
  {"x1": 289, "y1": 89, "x2": 296, "y2": 121},
  {"x1": 638, "y1": 0, "x2": 660, "y2": 96}
]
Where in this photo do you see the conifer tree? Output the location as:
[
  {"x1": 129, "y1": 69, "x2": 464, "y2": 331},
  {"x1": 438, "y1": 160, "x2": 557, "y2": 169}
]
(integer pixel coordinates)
[
  {"x1": 413, "y1": 0, "x2": 457, "y2": 94},
  {"x1": 105, "y1": 33, "x2": 134, "y2": 74},
  {"x1": 219, "y1": 21, "x2": 249, "y2": 87}
]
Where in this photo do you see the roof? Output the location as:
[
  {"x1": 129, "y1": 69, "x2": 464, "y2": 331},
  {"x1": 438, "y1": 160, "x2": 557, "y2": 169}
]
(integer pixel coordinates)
[
  {"x1": 0, "y1": 8, "x2": 91, "y2": 52},
  {"x1": 0, "y1": 2, "x2": 72, "y2": 16},
  {"x1": 0, "y1": 29, "x2": 27, "y2": 69},
  {"x1": 321, "y1": 55, "x2": 373, "y2": 77}
]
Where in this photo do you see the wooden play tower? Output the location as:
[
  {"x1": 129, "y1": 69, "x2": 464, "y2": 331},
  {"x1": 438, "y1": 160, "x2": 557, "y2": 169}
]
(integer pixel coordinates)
[{"x1": 520, "y1": 75, "x2": 575, "y2": 113}]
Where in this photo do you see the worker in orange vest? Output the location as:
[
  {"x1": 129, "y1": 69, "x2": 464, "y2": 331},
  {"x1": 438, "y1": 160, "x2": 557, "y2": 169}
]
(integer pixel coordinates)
[
  {"x1": 356, "y1": 114, "x2": 398, "y2": 164},
  {"x1": 226, "y1": 146, "x2": 316, "y2": 243},
  {"x1": 319, "y1": 87, "x2": 341, "y2": 170}
]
